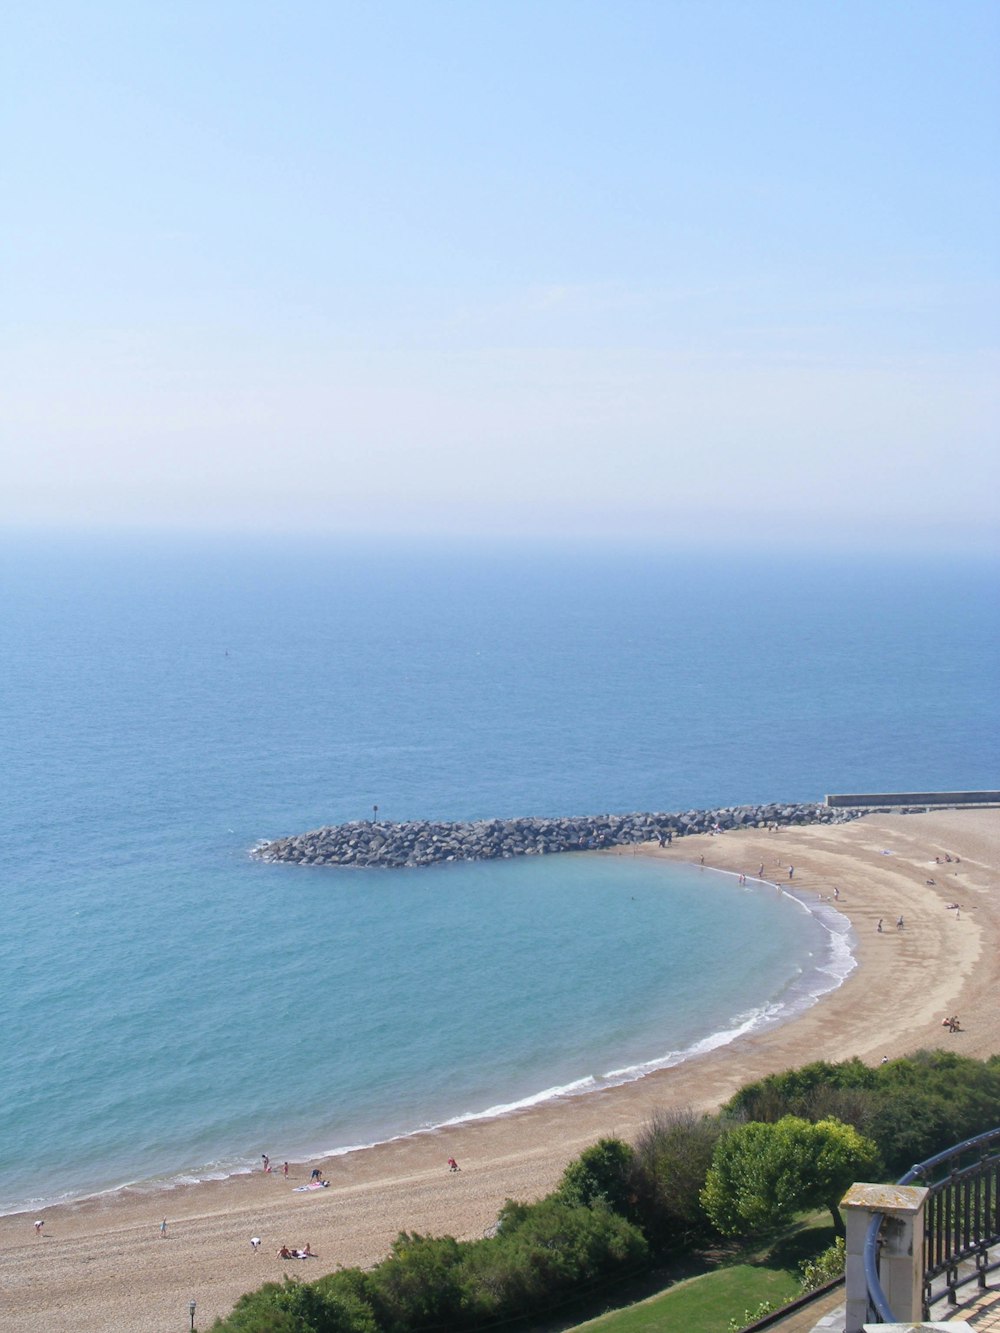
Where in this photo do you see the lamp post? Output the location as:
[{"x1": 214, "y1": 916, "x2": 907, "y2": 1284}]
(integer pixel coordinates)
[{"x1": 189, "y1": 1298, "x2": 196, "y2": 1330}]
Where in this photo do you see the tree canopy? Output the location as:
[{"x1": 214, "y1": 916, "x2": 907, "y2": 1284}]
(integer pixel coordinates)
[{"x1": 701, "y1": 1115, "x2": 879, "y2": 1237}]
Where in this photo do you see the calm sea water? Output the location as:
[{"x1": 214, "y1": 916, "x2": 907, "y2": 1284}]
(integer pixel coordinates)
[{"x1": 1, "y1": 534, "x2": 997, "y2": 1215}]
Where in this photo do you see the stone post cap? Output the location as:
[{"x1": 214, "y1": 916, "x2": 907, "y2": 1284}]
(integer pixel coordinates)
[{"x1": 842, "y1": 1181, "x2": 928, "y2": 1214}]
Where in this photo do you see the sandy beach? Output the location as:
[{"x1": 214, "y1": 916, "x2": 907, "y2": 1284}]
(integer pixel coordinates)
[{"x1": 3, "y1": 808, "x2": 997, "y2": 1332}]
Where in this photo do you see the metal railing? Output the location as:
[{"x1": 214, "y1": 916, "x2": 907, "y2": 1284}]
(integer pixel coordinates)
[{"x1": 864, "y1": 1126, "x2": 1000, "y2": 1322}]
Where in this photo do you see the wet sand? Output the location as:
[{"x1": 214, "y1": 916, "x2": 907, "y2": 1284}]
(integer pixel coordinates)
[{"x1": 2, "y1": 808, "x2": 997, "y2": 1331}]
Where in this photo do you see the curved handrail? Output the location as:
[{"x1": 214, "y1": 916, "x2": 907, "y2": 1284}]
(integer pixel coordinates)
[
  {"x1": 863, "y1": 1124, "x2": 1000, "y2": 1323},
  {"x1": 896, "y1": 1124, "x2": 1000, "y2": 1185}
]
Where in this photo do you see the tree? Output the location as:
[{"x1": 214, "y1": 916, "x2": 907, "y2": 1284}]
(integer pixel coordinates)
[
  {"x1": 555, "y1": 1137, "x2": 636, "y2": 1216},
  {"x1": 701, "y1": 1115, "x2": 878, "y2": 1237}
]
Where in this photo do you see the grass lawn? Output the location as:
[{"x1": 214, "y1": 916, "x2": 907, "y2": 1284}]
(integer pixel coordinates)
[{"x1": 564, "y1": 1218, "x2": 835, "y2": 1333}]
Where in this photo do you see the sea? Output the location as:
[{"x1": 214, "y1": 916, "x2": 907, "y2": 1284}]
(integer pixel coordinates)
[{"x1": 1, "y1": 532, "x2": 997, "y2": 1217}]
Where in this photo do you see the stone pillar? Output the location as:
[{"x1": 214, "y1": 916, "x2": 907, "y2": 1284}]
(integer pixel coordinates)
[{"x1": 841, "y1": 1182, "x2": 928, "y2": 1333}]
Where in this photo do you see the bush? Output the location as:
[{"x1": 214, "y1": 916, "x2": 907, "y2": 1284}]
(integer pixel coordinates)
[
  {"x1": 729, "y1": 1299, "x2": 774, "y2": 1331},
  {"x1": 799, "y1": 1236, "x2": 845, "y2": 1292},
  {"x1": 629, "y1": 1107, "x2": 723, "y2": 1247},
  {"x1": 360, "y1": 1232, "x2": 478, "y2": 1333},
  {"x1": 722, "y1": 1051, "x2": 1000, "y2": 1180},
  {"x1": 459, "y1": 1197, "x2": 648, "y2": 1322},
  {"x1": 210, "y1": 1276, "x2": 377, "y2": 1333},
  {"x1": 555, "y1": 1137, "x2": 636, "y2": 1216},
  {"x1": 871, "y1": 1050, "x2": 1000, "y2": 1175},
  {"x1": 722, "y1": 1058, "x2": 877, "y2": 1125}
]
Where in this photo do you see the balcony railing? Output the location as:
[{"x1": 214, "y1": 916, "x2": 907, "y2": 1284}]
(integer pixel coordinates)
[{"x1": 863, "y1": 1125, "x2": 1000, "y2": 1323}]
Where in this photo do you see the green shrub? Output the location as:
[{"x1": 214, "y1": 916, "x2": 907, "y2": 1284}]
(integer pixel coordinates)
[
  {"x1": 629, "y1": 1107, "x2": 723, "y2": 1247},
  {"x1": 728, "y1": 1299, "x2": 774, "y2": 1331},
  {"x1": 210, "y1": 1275, "x2": 377, "y2": 1333},
  {"x1": 722, "y1": 1051, "x2": 1000, "y2": 1181},
  {"x1": 362, "y1": 1233, "x2": 469, "y2": 1333},
  {"x1": 799, "y1": 1236, "x2": 845, "y2": 1292},
  {"x1": 555, "y1": 1137, "x2": 636, "y2": 1216},
  {"x1": 460, "y1": 1197, "x2": 648, "y2": 1322}
]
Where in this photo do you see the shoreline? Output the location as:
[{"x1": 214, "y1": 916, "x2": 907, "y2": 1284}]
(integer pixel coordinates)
[
  {"x1": 3, "y1": 808, "x2": 998, "y2": 1332},
  {"x1": 0, "y1": 862, "x2": 855, "y2": 1222}
]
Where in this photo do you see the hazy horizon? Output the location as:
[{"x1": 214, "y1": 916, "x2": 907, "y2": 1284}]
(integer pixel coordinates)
[{"x1": 5, "y1": 2, "x2": 998, "y2": 555}]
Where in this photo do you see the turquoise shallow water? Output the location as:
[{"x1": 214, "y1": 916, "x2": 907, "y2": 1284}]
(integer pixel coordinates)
[{"x1": 1, "y1": 535, "x2": 996, "y2": 1214}]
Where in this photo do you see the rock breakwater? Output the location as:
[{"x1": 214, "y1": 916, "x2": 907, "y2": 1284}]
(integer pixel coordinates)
[{"x1": 252, "y1": 802, "x2": 866, "y2": 870}]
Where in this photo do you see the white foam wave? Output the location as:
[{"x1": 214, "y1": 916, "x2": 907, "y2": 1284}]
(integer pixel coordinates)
[{"x1": 2, "y1": 861, "x2": 858, "y2": 1219}]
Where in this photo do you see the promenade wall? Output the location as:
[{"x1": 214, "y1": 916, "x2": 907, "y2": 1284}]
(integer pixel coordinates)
[{"x1": 825, "y1": 790, "x2": 1000, "y2": 809}]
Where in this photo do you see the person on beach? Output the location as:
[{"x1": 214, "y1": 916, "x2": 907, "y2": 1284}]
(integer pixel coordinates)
[
  {"x1": 160, "y1": 1218, "x2": 167, "y2": 1239},
  {"x1": 897, "y1": 915, "x2": 905, "y2": 930},
  {"x1": 448, "y1": 1157, "x2": 460, "y2": 1172},
  {"x1": 250, "y1": 1237, "x2": 261, "y2": 1252},
  {"x1": 833, "y1": 886, "x2": 840, "y2": 900},
  {"x1": 34, "y1": 1220, "x2": 43, "y2": 1237},
  {"x1": 788, "y1": 865, "x2": 794, "y2": 879},
  {"x1": 278, "y1": 1245, "x2": 293, "y2": 1259},
  {"x1": 877, "y1": 918, "x2": 883, "y2": 932},
  {"x1": 758, "y1": 863, "x2": 764, "y2": 877},
  {"x1": 310, "y1": 1168, "x2": 322, "y2": 1180},
  {"x1": 282, "y1": 1161, "x2": 289, "y2": 1178},
  {"x1": 262, "y1": 1154, "x2": 270, "y2": 1173}
]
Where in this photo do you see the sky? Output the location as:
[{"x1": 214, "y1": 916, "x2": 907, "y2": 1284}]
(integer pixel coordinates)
[{"x1": 4, "y1": 1, "x2": 998, "y2": 553}]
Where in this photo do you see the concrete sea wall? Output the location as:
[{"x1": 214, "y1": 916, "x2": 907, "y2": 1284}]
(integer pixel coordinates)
[
  {"x1": 825, "y1": 789, "x2": 1000, "y2": 808},
  {"x1": 253, "y1": 801, "x2": 868, "y2": 870}
]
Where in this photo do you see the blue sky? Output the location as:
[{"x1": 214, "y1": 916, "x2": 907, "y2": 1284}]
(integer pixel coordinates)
[{"x1": 4, "y1": 1, "x2": 998, "y2": 551}]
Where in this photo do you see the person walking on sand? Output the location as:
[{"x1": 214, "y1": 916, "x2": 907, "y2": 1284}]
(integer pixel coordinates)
[
  {"x1": 283, "y1": 1161, "x2": 289, "y2": 1178},
  {"x1": 250, "y1": 1237, "x2": 261, "y2": 1252},
  {"x1": 896, "y1": 915, "x2": 904, "y2": 931},
  {"x1": 877, "y1": 918, "x2": 883, "y2": 933},
  {"x1": 788, "y1": 865, "x2": 794, "y2": 879},
  {"x1": 448, "y1": 1157, "x2": 460, "y2": 1171},
  {"x1": 160, "y1": 1218, "x2": 168, "y2": 1239},
  {"x1": 34, "y1": 1220, "x2": 43, "y2": 1237}
]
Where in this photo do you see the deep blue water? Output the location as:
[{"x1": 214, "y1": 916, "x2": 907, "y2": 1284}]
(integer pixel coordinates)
[{"x1": 1, "y1": 534, "x2": 996, "y2": 1213}]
